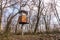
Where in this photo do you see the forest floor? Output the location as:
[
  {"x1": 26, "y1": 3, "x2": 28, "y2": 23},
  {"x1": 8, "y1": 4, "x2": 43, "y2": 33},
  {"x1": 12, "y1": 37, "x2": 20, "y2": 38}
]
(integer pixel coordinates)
[{"x1": 0, "y1": 33, "x2": 60, "y2": 40}]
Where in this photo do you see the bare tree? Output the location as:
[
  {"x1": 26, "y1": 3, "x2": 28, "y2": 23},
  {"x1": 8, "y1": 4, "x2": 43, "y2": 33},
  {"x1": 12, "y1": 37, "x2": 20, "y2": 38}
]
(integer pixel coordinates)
[
  {"x1": 0, "y1": 0, "x2": 3, "y2": 32},
  {"x1": 34, "y1": 0, "x2": 44, "y2": 33},
  {"x1": 0, "y1": 0, "x2": 19, "y2": 33}
]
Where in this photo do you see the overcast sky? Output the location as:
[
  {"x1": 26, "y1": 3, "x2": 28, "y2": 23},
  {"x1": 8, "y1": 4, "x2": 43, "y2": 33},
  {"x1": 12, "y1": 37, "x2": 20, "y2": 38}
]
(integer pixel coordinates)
[{"x1": 1, "y1": 0, "x2": 60, "y2": 30}]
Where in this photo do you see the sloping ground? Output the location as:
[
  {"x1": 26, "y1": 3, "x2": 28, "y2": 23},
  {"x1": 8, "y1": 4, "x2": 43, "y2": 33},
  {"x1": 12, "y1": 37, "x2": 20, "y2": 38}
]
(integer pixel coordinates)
[{"x1": 0, "y1": 34, "x2": 60, "y2": 40}]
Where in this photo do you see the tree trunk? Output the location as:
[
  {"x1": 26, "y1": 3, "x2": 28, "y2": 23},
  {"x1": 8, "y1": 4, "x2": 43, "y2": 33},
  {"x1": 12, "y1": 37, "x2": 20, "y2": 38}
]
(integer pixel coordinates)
[
  {"x1": 0, "y1": 0, "x2": 2, "y2": 32},
  {"x1": 34, "y1": 0, "x2": 41, "y2": 33},
  {"x1": 5, "y1": 13, "x2": 18, "y2": 33}
]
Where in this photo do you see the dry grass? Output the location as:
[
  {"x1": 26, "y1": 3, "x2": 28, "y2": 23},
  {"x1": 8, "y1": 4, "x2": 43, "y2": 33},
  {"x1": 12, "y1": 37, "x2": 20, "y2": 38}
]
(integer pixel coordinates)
[
  {"x1": 0, "y1": 34, "x2": 41, "y2": 40},
  {"x1": 0, "y1": 33, "x2": 60, "y2": 40}
]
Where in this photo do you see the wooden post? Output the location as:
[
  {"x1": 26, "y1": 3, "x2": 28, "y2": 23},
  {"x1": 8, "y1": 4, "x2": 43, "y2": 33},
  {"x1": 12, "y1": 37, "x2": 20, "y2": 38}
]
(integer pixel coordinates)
[{"x1": 21, "y1": 24, "x2": 24, "y2": 36}]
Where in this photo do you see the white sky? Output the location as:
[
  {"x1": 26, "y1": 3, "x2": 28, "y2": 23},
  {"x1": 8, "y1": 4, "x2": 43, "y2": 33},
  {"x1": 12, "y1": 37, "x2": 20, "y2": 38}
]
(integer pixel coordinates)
[
  {"x1": 1, "y1": 0, "x2": 60, "y2": 30},
  {"x1": 3, "y1": 0, "x2": 60, "y2": 24}
]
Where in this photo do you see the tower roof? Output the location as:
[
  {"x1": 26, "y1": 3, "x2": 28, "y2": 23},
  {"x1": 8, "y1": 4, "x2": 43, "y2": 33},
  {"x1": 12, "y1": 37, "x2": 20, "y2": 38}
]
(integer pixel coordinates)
[{"x1": 18, "y1": 10, "x2": 28, "y2": 15}]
